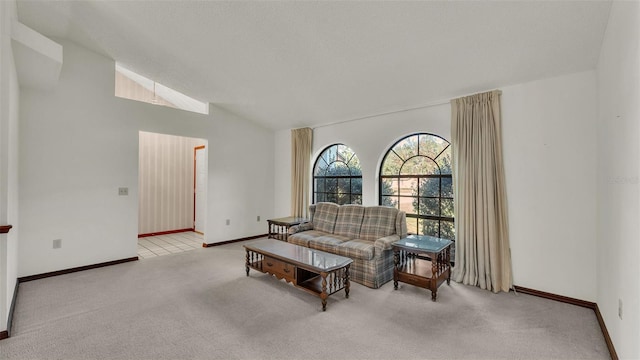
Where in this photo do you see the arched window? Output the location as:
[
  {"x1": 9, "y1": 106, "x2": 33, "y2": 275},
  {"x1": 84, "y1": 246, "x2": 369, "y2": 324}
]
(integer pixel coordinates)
[
  {"x1": 379, "y1": 133, "x2": 454, "y2": 240},
  {"x1": 313, "y1": 144, "x2": 362, "y2": 205}
]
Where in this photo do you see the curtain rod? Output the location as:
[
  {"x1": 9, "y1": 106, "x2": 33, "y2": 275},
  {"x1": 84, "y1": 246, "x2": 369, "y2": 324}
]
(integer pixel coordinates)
[{"x1": 311, "y1": 89, "x2": 501, "y2": 130}]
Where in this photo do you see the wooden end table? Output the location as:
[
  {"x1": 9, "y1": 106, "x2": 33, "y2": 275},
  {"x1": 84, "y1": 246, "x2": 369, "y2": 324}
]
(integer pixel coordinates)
[
  {"x1": 393, "y1": 235, "x2": 452, "y2": 301},
  {"x1": 267, "y1": 216, "x2": 307, "y2": 241}
]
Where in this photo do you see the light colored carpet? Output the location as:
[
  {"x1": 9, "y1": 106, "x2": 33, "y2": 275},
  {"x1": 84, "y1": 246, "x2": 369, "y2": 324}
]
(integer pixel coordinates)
[{"x1": 1, "y1": 238, "x2": 609, "y2": 360}]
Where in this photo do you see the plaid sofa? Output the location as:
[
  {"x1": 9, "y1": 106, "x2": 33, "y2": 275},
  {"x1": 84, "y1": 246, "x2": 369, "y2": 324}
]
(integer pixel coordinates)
[{"x1": 288, "y1": 202, "x2": 407, "y2": 289}]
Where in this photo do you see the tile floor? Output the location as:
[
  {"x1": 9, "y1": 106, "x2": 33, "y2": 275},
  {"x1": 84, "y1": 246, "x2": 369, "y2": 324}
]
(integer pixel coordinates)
[{"x1": 137, "y1": 231, "x2": 204, "y2": 259}]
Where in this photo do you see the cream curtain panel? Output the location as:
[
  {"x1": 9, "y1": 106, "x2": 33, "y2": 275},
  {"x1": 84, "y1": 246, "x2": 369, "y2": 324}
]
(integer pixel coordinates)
[
  {"x1": 451, "y1": 90, "x2": 512, "y2": 293},
  {"x1": 290, "y1": 127, "x2": 313, "y2": 218}
]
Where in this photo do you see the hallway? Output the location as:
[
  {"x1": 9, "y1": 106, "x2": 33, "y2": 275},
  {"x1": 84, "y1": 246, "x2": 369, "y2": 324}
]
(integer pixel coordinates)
[{"x1": 137, "y1": 232, "x2": 203, "y2": 259}]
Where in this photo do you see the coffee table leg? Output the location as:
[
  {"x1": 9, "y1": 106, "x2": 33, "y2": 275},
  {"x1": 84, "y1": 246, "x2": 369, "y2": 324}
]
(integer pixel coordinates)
[
  {"x1": 344, "y1": 265, "x2": 350, "y2": 299},
  {"x1": 321, "y1": 272, "x2": 328, "y2": 311}
]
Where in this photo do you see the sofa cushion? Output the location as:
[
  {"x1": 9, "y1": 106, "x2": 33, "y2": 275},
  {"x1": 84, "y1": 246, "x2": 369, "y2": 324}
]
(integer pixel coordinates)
[
  {"x1": 333, "y1": 205, "x2": 365, "y2": 239},
  {"x1": 288, "y1": 230, "x2": 327, "y2": 247},
  {"x1": 335, "y1": 239, "x2": 376, "y2": 261},
  {"x1": 313, "y1": 202, "x2": 339, "y2": 234},
  {"x1": 359, "y1": 206, "x2": 399, "y2": 241},
  {"x1": 308, "y1": 235, "x2": 350, "y2": 253}
]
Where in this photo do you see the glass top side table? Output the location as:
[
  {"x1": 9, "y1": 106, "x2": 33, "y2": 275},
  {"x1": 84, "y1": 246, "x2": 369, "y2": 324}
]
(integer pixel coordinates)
[{"x1": 392, "y1": 234, "x2": 453, "y2": 301}]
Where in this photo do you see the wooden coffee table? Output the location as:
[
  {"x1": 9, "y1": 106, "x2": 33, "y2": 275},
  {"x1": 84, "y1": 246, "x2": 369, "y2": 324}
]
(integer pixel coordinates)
[{"x1": 245, "y1": 239, "x2": 352, "y2": 311}]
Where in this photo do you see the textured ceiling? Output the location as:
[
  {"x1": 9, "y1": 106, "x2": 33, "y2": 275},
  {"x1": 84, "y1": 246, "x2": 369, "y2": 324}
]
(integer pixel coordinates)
[{"x1": 16, "y1": 0, "x2": 611, "y2": 130}]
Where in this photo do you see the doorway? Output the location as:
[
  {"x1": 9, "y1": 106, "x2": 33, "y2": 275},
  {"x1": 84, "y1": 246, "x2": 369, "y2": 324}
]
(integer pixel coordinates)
[{"x1": 138, "y1": 131, "x2": 207, "y2": 257}]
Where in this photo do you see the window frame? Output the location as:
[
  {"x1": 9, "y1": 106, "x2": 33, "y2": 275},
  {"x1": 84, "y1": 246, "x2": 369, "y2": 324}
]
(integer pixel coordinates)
[
  {"x1": 312, "y1": 144, "x2": 363, "y2": 205},
  {"x1": 379, "y1": 133, "x2": 454, "y2": 240}
]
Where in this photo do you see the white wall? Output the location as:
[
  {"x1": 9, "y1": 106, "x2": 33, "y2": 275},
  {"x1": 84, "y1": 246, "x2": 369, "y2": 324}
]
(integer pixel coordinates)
[
  {"x1": 501, "y1": 71, "x2": 598, "y2": 301},
  {"x1": 273, "y1": 130, "x2": 291, "y2": 218},
  {"x1": 18, "y1": 39, "x2": 274, "y2": 277},
  {"x1": 274, "y1": 70, "x2": 598, "y2": 302},
  {"x1": 0, "y1": 0, "x2": 19, "y2": 333},
  {"x1": 138, "y1": 131, "x2": 206, "y2": 235},
  {"x1": 596, "y1": 1, "x2": 640, "y2": 358}
]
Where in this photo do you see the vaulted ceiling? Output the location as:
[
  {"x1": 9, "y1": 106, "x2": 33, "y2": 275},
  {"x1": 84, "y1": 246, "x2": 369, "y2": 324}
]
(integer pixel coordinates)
[{"x1": 16, "y1": 0, "x2": 611, "y2": 130}]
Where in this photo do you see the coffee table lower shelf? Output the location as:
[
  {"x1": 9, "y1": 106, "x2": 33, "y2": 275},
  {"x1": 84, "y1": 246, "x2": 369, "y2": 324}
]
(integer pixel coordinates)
[{"x1": 394, "y1": 257, "x2": 450, "y2": 294}]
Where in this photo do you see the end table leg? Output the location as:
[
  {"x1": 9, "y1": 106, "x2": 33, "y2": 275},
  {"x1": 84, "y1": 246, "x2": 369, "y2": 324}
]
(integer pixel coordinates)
[
  {"x1": 393, "y1": 249, "x2": 399, "y2": 290},
  {"x1": 445, "y1": 246, "x2": 451, "y2": 285},
  {"x1": 245, "y1": 250, "x2": 250, "y2": 276},
  {"x1": 431, "y1": 254, "x2": 438, "y2": 301}
]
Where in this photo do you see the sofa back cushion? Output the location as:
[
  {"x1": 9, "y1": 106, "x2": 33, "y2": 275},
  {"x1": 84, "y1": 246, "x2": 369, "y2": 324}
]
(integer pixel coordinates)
[
  {"x1": 360, "y1": 206, "x2": 399, "y2": 241},
  {"x1": 333, "y1": 205, "x2": 365, "y2": 239},
  {"x1": 312, "y1": 202, "x2": 340, "y2": 234}
]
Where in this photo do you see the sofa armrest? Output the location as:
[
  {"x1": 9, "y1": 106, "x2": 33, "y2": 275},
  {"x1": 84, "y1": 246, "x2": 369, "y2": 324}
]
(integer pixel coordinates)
[
  {"x1": 288, "y1": 222, "x2": 314, "y2": 235},
  {"x1": 374, "y1": 234, "x2": 401, "y2": 253}
]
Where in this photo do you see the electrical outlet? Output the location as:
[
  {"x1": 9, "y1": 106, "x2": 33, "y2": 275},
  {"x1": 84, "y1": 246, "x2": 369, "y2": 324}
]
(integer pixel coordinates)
[
  {"x1": 53, "y1": 239, "x2": 62, "y2": 249},
  {"x1": 257, "y1": 215, "x2": 260, "y2": 222},
  {"x1": 118, "y1": 187, "x2": 128, "y2": 196},
  {"x1": 618, "y1": 299, "x2": 623, "y2": 319},
  {"x1": 226, "y1": 219, "x2": 230, "y2": 226}
]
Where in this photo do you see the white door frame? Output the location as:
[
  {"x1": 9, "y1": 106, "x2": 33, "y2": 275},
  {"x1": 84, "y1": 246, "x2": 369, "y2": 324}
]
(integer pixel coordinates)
[{"x1": 193, "y1": 145, "x2": 206, "y2": 234}]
